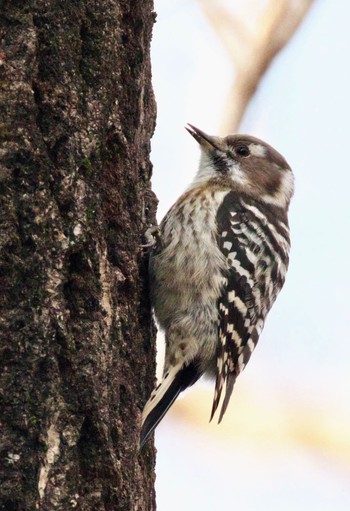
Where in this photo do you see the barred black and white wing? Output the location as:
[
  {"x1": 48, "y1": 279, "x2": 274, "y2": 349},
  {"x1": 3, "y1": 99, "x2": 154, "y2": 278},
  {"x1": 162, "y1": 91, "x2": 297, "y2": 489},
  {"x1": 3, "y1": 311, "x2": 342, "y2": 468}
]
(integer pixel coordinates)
[{"x1": 211, "y1": 192, "x2": 291, "y2": 422}]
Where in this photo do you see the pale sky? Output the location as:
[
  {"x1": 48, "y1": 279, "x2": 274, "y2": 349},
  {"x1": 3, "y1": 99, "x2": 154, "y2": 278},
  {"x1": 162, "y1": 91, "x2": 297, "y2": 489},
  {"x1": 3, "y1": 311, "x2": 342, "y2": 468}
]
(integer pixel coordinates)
[{"x1": 150, "y1": 1, "x2": 350, "y2": 509}]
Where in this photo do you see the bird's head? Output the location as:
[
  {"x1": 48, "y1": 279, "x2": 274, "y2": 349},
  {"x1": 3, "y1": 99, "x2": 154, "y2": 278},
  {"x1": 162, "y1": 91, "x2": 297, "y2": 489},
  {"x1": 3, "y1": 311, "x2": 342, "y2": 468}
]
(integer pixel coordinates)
[{"x1": 186, "y1": 124, "x2": 294, "y2": 209}]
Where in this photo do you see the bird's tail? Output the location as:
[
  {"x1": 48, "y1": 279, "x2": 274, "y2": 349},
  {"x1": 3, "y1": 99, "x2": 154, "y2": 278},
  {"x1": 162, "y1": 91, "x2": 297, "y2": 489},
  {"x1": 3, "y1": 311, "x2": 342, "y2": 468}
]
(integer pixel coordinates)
[{"x1": 140, "y1": 361, "x2": 202, "y2": 449}]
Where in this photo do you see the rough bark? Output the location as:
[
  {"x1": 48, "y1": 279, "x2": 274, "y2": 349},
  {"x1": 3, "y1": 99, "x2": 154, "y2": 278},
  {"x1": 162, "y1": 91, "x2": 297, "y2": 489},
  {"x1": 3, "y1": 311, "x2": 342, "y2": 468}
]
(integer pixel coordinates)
[{"x1": 0, "y1": 1, "x2": 157, "y2": 509}]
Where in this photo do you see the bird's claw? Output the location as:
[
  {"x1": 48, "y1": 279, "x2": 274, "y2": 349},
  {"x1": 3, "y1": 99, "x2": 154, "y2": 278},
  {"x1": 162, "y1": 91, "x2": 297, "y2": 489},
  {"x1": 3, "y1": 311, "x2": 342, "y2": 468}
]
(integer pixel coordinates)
[{"x1": 141, "y1": 226, "x2": 161, "y2": 248}]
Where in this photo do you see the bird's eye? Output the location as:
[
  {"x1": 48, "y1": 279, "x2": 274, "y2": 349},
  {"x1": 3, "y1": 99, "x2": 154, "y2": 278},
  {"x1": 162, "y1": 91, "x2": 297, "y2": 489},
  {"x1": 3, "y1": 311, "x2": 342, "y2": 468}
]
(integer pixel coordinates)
[{"x1": 236, "y1": 145, "x2": 250, "y2": 157}]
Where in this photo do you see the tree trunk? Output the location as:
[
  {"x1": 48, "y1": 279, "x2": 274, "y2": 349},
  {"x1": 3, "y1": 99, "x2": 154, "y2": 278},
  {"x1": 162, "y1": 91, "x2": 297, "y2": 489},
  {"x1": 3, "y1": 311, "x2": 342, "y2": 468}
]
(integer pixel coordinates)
[{"x1": 0, "y1": 1, "x2": 157, "y2": 509}]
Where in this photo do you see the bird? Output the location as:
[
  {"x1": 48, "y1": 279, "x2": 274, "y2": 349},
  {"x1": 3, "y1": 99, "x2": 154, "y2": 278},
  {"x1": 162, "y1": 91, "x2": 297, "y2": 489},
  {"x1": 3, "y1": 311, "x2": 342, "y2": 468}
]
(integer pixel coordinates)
[{"x1": 140, "y1": 124, "x2": 294, "y2": 448}]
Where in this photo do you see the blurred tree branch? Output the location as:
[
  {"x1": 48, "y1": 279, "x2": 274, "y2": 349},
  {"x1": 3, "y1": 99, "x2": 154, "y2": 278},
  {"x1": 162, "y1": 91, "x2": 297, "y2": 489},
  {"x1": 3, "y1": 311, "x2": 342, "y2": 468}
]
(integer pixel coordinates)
[{"x1": 198, "y1": 0, "x2": 316, "y2": 132}]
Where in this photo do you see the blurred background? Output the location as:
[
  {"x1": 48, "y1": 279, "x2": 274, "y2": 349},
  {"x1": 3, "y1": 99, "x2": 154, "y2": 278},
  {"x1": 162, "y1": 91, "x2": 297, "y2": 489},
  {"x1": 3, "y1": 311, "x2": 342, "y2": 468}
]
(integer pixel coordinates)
[{"x1": 150, "y1": 1, "x2": 350, "y2": 509}]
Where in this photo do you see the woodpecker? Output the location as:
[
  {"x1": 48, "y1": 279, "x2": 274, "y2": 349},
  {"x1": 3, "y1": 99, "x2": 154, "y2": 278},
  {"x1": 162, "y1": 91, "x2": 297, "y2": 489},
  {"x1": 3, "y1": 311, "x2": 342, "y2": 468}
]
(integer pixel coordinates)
[{"x1": 140, "y1": 124, "x2": 294, "y2": 448}]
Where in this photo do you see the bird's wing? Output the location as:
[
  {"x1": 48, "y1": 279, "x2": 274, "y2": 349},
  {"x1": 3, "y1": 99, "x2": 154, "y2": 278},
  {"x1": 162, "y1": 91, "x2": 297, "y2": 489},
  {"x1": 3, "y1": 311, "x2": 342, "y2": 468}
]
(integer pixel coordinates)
[{"x1": 210, "y1": 200, "x2": 265, "y2": 423}]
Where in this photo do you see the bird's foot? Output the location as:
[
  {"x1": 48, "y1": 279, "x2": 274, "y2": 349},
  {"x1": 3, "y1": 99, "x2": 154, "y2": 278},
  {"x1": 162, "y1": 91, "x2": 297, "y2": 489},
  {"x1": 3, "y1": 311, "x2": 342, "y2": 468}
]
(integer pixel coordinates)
[{"x1": 141, "y1": 225, "x2": 161, "y2": 249}]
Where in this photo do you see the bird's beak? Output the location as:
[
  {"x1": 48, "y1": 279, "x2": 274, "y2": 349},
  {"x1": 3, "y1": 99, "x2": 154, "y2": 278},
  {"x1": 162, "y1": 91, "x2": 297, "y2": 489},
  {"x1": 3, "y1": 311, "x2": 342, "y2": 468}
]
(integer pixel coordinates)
[{"x1": 185, "y1": 124, "x2": 222, "y2": 151}]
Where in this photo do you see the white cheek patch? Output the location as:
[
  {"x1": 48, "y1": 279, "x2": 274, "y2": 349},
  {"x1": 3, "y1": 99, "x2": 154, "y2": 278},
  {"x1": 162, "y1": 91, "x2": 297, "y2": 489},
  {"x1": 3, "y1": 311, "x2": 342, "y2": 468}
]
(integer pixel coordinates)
[
  {"x1": 229, "y1": 161, "x2": 248, "y2": 186},
  {"x1": 279, "y1": 170, "x2": 295, "y2": 201},
  {"x1": 261, "y1": 170, "x2": 295, "y2": 207},
  {"x1": 249, "y1": 144, "x2": 267, "y2": 157}
]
